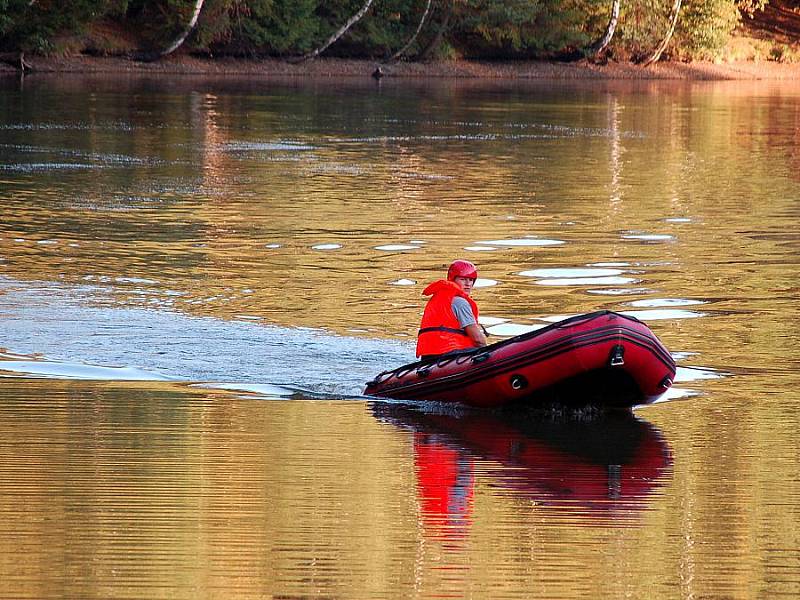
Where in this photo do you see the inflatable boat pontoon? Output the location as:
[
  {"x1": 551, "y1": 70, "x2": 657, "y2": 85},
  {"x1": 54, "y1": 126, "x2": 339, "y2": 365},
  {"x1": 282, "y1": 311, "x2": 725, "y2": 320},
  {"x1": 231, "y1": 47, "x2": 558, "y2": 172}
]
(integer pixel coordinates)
[{"x1": 365, "y1": 311, "x2": 676, "y2": 409}]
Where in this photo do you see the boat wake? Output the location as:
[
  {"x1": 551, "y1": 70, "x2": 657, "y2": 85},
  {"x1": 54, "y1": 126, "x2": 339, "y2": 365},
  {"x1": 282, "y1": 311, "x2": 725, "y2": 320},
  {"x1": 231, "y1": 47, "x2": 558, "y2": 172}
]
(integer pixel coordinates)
[{"x1": 0, "y1": 277, "x2": 413, "y2": 397}]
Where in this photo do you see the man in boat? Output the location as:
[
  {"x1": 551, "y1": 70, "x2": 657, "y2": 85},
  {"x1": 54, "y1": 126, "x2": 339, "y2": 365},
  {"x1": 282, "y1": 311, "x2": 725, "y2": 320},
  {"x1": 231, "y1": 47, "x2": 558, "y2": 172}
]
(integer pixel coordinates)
[{"x1": 416, "y1": 259, "x2": 488, "y2": 361}]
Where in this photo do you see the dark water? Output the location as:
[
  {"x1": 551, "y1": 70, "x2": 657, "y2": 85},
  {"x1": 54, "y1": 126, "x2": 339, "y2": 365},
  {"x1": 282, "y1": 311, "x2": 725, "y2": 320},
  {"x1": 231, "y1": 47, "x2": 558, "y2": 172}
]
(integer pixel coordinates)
[{"x1": 1, "y1": 74, "x2": 799, "y2": 598}]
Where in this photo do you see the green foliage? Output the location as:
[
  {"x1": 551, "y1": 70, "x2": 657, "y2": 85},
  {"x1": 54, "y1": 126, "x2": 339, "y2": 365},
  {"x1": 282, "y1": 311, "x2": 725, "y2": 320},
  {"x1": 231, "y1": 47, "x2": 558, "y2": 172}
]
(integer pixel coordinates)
[
  {"x1": 0, "y1": 0, "x2": 782, "y2": 61},
  {"x1": 216, "y1": 0, "x2": 321, "y2": 55},
  {"x1": 616, "y1": 0, "x2": 747, "y2": 61},
  {"x1": 0, "y1": 0, "x2": 126, "y2": 53},
  {"x1": 616, "y1": 0, "x2": 670, "y2": 59},
  {"x1": 347, "y1": 0, "x2": 427, "y2": 58},
  {"x1": 457, "y1": 0, "x2": 545, "y2": 49},
  {"x1": 125, "y1": 0, "x2": 205, "y2": 51},
  {"x1": 674, "y1": 0, "x2": 741, "y2": 59}
]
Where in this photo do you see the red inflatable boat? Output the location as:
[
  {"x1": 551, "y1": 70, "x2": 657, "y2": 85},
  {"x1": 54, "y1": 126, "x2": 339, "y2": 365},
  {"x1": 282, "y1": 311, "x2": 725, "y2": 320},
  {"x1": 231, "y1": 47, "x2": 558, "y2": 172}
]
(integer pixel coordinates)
[{"x1": 365, "y1": 311, "x2": 676, "y2": 409}]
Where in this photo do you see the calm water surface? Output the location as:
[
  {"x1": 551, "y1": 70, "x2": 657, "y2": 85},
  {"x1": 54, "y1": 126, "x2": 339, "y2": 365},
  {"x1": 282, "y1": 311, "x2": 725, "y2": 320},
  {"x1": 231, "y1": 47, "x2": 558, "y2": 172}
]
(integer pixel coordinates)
[{"x1": 0, "y1": 74, "x2": 799, "y2": 599}]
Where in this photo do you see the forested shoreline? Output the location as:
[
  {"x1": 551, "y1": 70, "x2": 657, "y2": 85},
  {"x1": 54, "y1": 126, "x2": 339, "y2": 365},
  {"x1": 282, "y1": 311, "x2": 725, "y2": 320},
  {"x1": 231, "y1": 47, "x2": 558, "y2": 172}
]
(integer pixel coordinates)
[{"x1": 2, "y1": 0, "x2": 792, "y2": 69}]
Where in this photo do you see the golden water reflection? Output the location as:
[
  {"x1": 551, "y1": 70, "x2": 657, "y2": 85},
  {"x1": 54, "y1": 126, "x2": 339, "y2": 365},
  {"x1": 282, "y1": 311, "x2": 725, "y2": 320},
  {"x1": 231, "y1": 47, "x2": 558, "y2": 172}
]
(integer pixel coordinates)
[
  {"x1": 0, "y1": 378, "x2": 798, "y2": 598},
  {"x1": 1, "y1": 76, "x2": 800, "y2": 599},
  {"x1": 1, "y1": 78, "x2": 799, "y2": 380}
]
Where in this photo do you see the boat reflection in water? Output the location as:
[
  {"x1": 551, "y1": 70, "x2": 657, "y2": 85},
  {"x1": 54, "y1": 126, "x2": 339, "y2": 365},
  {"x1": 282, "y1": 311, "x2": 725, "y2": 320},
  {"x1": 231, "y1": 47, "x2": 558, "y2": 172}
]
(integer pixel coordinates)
[{"x1": 373, "y1": 402, "x2": 673, "y2": 533}]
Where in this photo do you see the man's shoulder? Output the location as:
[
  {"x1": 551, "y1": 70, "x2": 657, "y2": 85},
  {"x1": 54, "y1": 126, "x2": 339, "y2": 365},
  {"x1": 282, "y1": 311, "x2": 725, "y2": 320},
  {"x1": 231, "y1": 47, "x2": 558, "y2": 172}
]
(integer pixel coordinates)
[
  {"x1": 451, "y1": 296, "x2": 476, "y2": 325},
  {"x1": 451, "y1": 296, "x2": 471, "y2": 309}
]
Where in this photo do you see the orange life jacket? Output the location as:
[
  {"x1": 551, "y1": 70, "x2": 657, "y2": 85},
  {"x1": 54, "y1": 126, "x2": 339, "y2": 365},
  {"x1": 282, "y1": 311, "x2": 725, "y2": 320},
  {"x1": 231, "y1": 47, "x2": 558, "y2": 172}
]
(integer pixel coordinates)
[{"x1": 416, "y1": 280, "x2": 480, "y2": 358}]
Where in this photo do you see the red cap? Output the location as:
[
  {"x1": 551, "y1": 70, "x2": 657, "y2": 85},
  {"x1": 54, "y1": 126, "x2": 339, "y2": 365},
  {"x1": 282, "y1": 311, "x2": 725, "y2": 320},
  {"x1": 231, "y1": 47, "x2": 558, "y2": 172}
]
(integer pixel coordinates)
[{"x1": 447, "y1": 260, "x2": 478, "y2": 281}]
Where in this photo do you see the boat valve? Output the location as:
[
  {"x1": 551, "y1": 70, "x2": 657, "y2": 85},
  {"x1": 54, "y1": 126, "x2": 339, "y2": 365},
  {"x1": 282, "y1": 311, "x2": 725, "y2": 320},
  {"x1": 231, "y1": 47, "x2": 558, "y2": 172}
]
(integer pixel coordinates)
[
  {"x1": 609, "y1": 345, "x2": 625, "y2": 367},
  {"x1": 510, "y1": 374, "x2": 528, "y2": 390}
]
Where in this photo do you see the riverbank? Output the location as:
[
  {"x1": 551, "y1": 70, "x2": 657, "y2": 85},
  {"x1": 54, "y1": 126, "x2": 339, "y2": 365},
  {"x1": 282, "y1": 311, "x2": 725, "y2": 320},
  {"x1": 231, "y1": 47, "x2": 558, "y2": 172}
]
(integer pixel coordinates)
[{"x1": 3, "y1": 54, "x2": 800, "y2": 80}]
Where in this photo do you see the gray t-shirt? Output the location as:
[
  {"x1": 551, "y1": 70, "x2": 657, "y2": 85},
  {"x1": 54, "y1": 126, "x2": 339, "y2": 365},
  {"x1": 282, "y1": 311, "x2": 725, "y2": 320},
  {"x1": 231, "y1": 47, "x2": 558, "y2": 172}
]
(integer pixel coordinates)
[{"x1": 451, "y1": 297, "x2": 477, "y2": 328}]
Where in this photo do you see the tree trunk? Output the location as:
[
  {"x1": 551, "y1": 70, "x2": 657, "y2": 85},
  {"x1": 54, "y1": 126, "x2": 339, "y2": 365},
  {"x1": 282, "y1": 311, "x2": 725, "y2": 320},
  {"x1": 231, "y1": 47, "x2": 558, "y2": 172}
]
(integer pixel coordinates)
[
  {"x1": 389, "y1": 0, "x2": 433, "y2": 61},
  {"x1": 298, "y1": 0, "x2": 375, "y2": 62},
  {"x1": 160, "y1": 0, "x2": 204, "y2": 58},
  {"x1": 641, "y1": 0, "x2": 682, "y2": 67},
  {"x1": 418, "y1": 1, "x2": 453, "y2": 61},
  {"x1": 589, "y1": 0, "x2": 620, "y2": 57}
]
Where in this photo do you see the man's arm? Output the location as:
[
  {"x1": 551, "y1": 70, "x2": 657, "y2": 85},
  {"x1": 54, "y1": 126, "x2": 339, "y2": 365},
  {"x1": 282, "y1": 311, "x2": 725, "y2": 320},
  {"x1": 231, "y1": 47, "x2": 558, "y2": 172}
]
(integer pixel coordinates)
[{"x1": 464, "y1": 323, "x2": 487, "y2": 347}]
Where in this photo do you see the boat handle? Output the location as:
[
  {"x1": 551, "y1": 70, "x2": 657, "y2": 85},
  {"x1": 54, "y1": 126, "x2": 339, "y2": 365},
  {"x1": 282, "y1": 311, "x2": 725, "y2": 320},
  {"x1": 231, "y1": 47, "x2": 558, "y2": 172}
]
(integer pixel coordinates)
[
  {"x1": 609, "y1": 345, "x2": 625, "y2": 367},
  {"x1": 471, "y1": 352, "x2": 490, "y2": 363}
]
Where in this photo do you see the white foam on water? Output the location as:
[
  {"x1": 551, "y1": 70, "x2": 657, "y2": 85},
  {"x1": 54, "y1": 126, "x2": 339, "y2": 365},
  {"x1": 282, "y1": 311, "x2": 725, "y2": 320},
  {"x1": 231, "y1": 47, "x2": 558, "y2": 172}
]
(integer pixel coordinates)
[
  {"x1": 664, "y1": 217, "x2": 692, "y2": 223},
  {"x1": 0, "y1": 276, "x2": 414, "y2": 396},
  {"x1": 475, "y1": 238, "x2": 565, "y2": 247},
  {"x1": 535, "y1": 276, "x2": 638, "y2": 286},
  {"x1": 264, "y1": 243, "x2": 282, "y2": 249},
  {"x1": 115, "y1": 277, "x2": 159, "y2": 285},
  {"x1": 589, "y1": 262, "x2": 630, "y2": 267},
  {"x1": 220, "y1": 141, "x2": 315, "y2": 152},
  {"x1": 374, "y1": 244, "x2": 420, "y2": 251},
  {"x1": 195, "y1": 383, "x2": 295, "y2": 398},
  {"x1": 486, "y1": 323, "x2": 547, "y2": 337},
  {"x1": 477, "y1": 316, "x2": 509, "y2": 326},
  {"x1": 463, "y1": 246, "x2": 497, "y2": 251},
  {"x1": 0, "y1": 359, "x2": 175, "y2": 381},
  {"x1": 538, "y1": 314, "x2": 580, "y2": 323},
  {"x1": 311, "y1": 243, "x2": 342, "y2": 250},
  {"x1": 474, "y1": 278, "x2": 498, "y2": 288},
  {"x1": 622, "y1": 233, "x2": 675, "y2": 241},
  {"x1": 389, "y1": 279, "x2": 416, "y2": 286},
  {"x1": 674, "y1": 366, "x2": 726, "y2": 383},
  {"x1": 519, "y1": 268, "x2": 624, "y2": 278},
  {"x1": 627, "y1": 298, "x2": 705, "y2": 308},
  {"x1": 620, "y1": 309, "x2": 705, "y2": 320},
  {"x1": 587, "y1": 288, "x2": 652, "y2": 296},
  {"x1": 647, "y1": 387, "x2": 699, "y2": 404}
]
